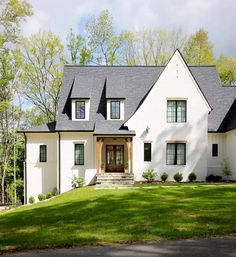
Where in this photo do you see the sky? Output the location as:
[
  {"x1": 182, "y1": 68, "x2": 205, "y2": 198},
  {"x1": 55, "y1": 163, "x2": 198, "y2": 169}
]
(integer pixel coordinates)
[{"x1": 22, "y1": 0, "x2": 236, "y2": 57}]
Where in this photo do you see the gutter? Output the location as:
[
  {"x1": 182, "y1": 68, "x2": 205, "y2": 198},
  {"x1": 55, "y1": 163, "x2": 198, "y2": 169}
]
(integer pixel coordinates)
[
  {"x1": 23, "y1": 133, "x2": 27, "y2": 204},
  {"x1": 58, "y1": 132, "x2": 61, "y2": 194}
]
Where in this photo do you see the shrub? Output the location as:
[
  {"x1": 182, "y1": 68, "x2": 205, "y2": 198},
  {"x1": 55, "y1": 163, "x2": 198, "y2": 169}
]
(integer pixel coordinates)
[
  {"x1": 188, "y1": 172, "x2": 197, "y2": 182},
  {"x1": 38, "y1": 193, "x2": 45, "y2": 201},
  {"x1": 142, "y1": 170, "x2": 157, "y2": 182},
  {"x1": 206, "y1": 174, "x2": 222, "y2": 182},
  {"x1": 161, "y1": 172, "x2": 168, "y2": 182},
  {"x1": 29, "y1": 196, "x2": 35, "y2": 204},
  {"x1": 71, "y1": 175, "x2": 85, "y2": 189},
  {"x1": 174, "y1": 172, "x2": 183, "y2": 182},
  {"x1": 52, "y1": 187, "x2": 58, "y2": 196},
  {"x1": 46, "y1": 192, "x2": 52, "y2": 199},
  {"x1": 222, "y1": 160, "x2": 232, "y2": 180}
]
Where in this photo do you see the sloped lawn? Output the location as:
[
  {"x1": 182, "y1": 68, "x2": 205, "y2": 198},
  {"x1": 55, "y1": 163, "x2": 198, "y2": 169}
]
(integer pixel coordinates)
[{"x1": 0, "y1": 184, "x2": 236, "y2": 252}]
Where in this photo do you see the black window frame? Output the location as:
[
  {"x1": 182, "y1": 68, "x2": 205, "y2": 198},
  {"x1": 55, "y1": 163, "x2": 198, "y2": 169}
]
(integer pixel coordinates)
[
  {"x1": 167, "y1": 100, "x2": 187, "y2": 123},
  {"x1": 144, "y1": 143, "x2": 151, "y2": 162},
  {"x1": 166, "y1": 143, "x2": 186, "y2": 165},
  {"x1": 212, "y1": 144, "x2": 218, "y2": 157},
  {"x1": 74, "y1": 144, "x2": 84, "y2": 165},
  {"x1": 110, "y1": 101, "x2": 120, "y2": 119},
  {"x1": 39, "y1": 145, "x2": 47, "y2": 162},
  {"x1": 75, "y1": 101, "x2": 85, "y2": 119}
]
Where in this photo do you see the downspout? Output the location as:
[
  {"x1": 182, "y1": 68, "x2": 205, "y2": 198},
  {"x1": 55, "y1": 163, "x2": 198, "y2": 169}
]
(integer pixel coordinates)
[
  {"x1": 23, "y1": 133, "x2": 27, "y2": 204},
  {"x1": 58, "y1": 132, "x2": 61, "y2": 194}
]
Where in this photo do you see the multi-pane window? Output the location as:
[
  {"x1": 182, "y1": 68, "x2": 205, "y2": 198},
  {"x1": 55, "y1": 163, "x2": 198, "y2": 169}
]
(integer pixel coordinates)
[
  {"x1": 144, "y1": 143, "x2": 151, "y2": 162},
  {"x1": 167, "y1": 100, "x2": 186, "y2": 122},
  {"x1": 212, "y1": 144, "x2": 218, "y2": 157},
  {"x1": 39, "y1": 145, "x2": 47, "y2": 162},
  {"x1": 166, "y1": 143, "x2": 186, "y2": 165},
  {"x1": 76, "y1": 101, "x2": 85, "y2": 119},
  {"x1": 110, "y1": 101, "x2": 120, "y2": 119},
  {"x1": 74, "y1": 144, "x2": 84, "y2": 165}
]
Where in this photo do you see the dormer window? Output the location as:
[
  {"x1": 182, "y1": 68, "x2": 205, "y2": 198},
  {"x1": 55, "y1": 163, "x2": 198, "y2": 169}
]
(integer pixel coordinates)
[
  {"x1": 111, "y1": 101, "x2": 120, "y2": 119},
  {"x1": 76, "y1": 101, "x2": 85, "y2": 119},
  {"x1": 107, "y1": 99, "x2": 124, "y2": 120},
  {"x1": 71, "y1": 99, "x2": 90, "y2": 120}
]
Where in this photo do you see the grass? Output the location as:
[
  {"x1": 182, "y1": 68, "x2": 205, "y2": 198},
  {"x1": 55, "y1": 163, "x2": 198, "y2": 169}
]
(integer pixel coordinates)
[{"x1": 0, "y1": 184, "x2": 236, "y2": 252}]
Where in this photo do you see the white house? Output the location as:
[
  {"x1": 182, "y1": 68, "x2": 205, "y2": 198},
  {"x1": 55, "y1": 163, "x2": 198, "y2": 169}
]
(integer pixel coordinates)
[{"x1": 19, "y1": 50, "x2": 236, "y2": 203}]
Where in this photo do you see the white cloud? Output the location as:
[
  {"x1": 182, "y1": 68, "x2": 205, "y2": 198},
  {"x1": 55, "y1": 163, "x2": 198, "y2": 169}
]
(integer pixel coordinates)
[{"x1": 22, "y1": 0, "x2": 236, "y2": 57}]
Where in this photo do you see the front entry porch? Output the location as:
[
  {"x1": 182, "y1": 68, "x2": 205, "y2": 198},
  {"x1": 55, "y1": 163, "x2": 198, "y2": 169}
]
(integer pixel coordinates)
[{"x1": 96, "y1": 137, "x2": 134, "y2": 184}]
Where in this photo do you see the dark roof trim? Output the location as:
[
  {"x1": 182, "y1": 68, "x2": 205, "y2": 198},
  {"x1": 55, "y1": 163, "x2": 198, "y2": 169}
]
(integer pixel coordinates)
[{"x1": 177, "y1": 49, "x2": 213, "y2": 111}]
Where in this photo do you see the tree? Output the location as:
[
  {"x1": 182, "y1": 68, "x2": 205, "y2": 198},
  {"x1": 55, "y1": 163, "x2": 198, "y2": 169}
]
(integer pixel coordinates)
[
  {"x1": 86, "y1": 9, "x2": 123, "y2": 65},
  {"x1": 66, "y1": 28, "x2": 92, "y2": 65},
  {"x1": 20, "y1": 30, "x2": 66, "y2": 123},
  {"x1": 0, "y1": 0, "x2": 32, "y2": 204},
  {"x1": 217, "y1": 56, "x2": 236, "y2": 86},
  {"x1": 183, "y1": 29, "x2": 215, "y2": 65},
  {"x1": 120, "y1": 27, "x2": 187, "y2": 65}
]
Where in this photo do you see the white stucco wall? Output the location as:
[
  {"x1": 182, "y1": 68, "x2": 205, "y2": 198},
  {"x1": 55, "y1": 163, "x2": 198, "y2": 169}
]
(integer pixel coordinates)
[
  {"x1": 126, "y1": 51, "x2": 210, "y2": 181},
  {"x1": 26, "y1": 133, "x2": 58, "y2": 202},
  {"x1": 60, "y1": 132, "x2": 96, "y2": 193},
  {"x1": 225, "y1": 129, "x2": 236, "y2": 180},
  {"x1": 207, "y1": 133, "x2": 226, "y2": 176}
]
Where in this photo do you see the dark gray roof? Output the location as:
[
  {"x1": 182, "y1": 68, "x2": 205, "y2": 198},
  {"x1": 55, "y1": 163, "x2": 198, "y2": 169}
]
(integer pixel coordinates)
[
  {"x1": 106, "y1": 73, "x2": 126, "y2": 99},
  {"x1": 21, "y1": 65, "x2": 236, "y2": 134},
  {"x1": 218, "y1": 99, "x2": 236, "y2": 132},
  {"x1": 18, "y1": 121, "x2": 56, "y2": 133},
  {"x1": 70, "y1": 75, "x2": 93, "y2": 98}
]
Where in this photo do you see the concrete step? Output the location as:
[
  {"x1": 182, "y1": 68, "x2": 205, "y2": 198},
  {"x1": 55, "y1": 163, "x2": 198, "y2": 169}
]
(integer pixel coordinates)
[{"x1": 96, "y1": 173, "x2": 134, "y2": 185}]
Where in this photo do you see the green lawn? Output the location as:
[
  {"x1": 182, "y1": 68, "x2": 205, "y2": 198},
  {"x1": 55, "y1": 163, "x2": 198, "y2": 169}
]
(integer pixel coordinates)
[{"x1": 0, "y1": 184, "x2": 236, "y2": 252}]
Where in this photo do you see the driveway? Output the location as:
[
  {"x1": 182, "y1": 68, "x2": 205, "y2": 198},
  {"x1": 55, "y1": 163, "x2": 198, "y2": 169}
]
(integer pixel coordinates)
[{"x1": 2, "y1": 237, "x2": 236, "y2": 257}]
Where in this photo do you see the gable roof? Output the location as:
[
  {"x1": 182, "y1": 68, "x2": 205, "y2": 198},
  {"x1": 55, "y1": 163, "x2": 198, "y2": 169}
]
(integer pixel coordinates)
[{"x1": 20, "y1": 65, "x2": 236, "y2": 134}]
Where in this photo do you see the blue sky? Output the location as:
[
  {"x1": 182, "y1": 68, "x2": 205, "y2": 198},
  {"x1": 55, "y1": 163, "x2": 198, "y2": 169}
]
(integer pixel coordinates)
[{"x1": 22, "y1": 0, "x2": 236, "y2": 57}]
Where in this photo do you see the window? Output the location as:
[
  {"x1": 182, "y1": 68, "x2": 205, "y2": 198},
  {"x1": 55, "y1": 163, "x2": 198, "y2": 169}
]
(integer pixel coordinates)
[
  {"x1": 76, "y1": 101, "x2": 85, "y2": 119},
  {"x1": 212, "y1": 144, "x2": 218, "y2": 157},
  {"x1": 74, "y1": 144, "x2": 84, "y2": 165},
  {"x1": 39, "y1": 145, "x2": 47, "y2": 162},
  {"x1": 167, "y1": 100, "x2": 186, "y2": 122},
  {"x1": 166, "y1": 143, "x2": 186, "y2": 165},
  {"x1": 110, "y1": 101, "x2": 120, "y2": 119},
  {"x1": 144, "y1": 143, "x2": 151, "y2": 162}
]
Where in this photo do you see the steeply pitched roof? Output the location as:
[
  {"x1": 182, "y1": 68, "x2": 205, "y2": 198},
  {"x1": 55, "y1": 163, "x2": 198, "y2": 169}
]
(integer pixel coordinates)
[
  {"x1": 21, "y1": 65, "x2": 236, "y2": 134},
  {"x1": 18, "y1": 121, "x2": 56, "y2": 133},
  {"x1": 70, "y1": 75, "x2": 94, "y2": 99}
]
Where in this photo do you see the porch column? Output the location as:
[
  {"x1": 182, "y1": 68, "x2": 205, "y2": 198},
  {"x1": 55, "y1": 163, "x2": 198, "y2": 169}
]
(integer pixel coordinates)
[
  {"x1": 126, "y1": 138, "x2": 133, "y2": 174},
  {"x1": 96, "y1": 138, "x2": 104, "y2": 174}
]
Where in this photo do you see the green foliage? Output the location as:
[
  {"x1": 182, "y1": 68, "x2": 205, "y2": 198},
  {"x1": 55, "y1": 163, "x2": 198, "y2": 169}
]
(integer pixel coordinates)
[
  {"x1": 142, "y1": 170, "x2": 157, "y2": 182},
  {"x1": 38, "y1": 193, "x2": 45, "y2": 201},
  {"x1": 20, "y1": 30, "x2": 66, "y2": 122},
  {"x1": 217, "y1": 56, "x2": 236, "y2": 86},
  {"x1": 0, "y1": 186, "x2": 236, "y2": 251},
  {"x1": 71, "y1": 175, "x2": 85, "y2": 189},
  {"x1": 188, "y1": 172, "x2": 197, "y2": 182},
  {"x1": 28, "y1": 196, "x2": 35, "y2": 204},
  {"x1": 5, "y1": 179, "x2": 23, "y2": 203},
  {"x1": 66, "y1": 28, "x2": 91, "y2": 65},
  {"x1": 222, "y1": 160, "x2": 232, "y2": 180},
  {"x1": 161, "y1": 172, "x2": 168, "y2": 182},
  {"x1": 86, "y1": 9, "x2": 123, "y2": 65},
  {"x1": 183, "y1": 29, "x2": 214, "y2": 65},
  {"x1": 173, "y1": 172, "x2": 183, "y2": 182},
  {"x1": 52, "y1": 187, "x2": 58, "y2": 196},
  {"x1": 45, "y1": 192, "x2": 52, "y2": 199}
]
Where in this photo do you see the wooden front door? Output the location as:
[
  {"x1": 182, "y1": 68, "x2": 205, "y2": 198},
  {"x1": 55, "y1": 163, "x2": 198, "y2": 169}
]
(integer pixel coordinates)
[{"x1": 106, "y1": 145, "x2": 124, "y2": 173}]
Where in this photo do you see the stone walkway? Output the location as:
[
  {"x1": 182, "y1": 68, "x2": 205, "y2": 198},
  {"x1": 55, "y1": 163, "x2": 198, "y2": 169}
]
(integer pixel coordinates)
[{"x1": 95, "y1": 183, "x2": 234, "y2": 190}]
